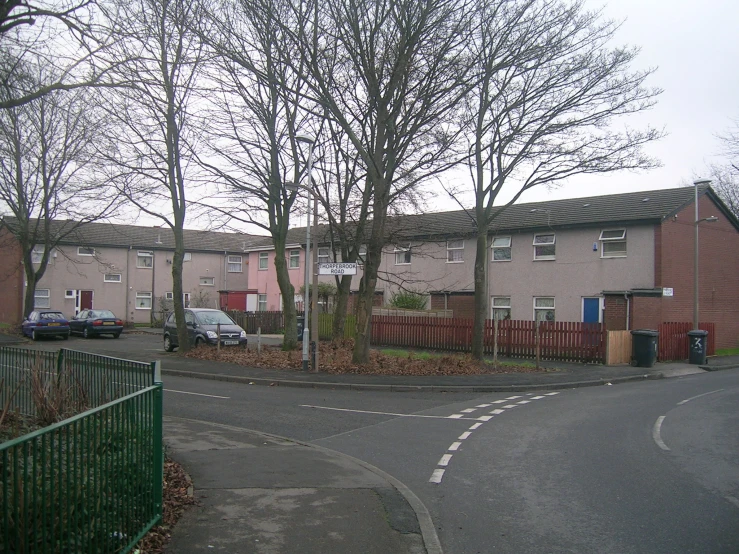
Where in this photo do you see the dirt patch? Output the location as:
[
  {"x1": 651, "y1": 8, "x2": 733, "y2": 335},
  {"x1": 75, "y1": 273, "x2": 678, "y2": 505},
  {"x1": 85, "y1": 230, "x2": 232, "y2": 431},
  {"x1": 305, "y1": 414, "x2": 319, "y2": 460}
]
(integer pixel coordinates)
[{"x1": 185, "y1": 339, "x2": 552, "y2": 376}]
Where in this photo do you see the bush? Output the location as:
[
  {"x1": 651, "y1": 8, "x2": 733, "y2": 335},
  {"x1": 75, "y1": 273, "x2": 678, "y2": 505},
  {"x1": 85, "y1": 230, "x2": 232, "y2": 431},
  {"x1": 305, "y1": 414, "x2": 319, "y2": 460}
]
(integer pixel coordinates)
[{"x1": 389, "y1": 290, "x2": 427, "y2": 310}]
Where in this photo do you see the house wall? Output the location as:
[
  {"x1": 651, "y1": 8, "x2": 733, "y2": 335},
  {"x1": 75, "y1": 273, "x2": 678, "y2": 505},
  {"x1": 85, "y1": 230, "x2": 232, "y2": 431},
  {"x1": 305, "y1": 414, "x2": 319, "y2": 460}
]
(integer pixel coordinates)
[
  {"x1": 488, "y1": 225, "x2": 655, "y2": 322},
  {"x1": 656, "y1": 194, "x2": 739, "y2": 348},
  {"x1": 30, "y1": 245, "x2": 248, "y2": 324}
]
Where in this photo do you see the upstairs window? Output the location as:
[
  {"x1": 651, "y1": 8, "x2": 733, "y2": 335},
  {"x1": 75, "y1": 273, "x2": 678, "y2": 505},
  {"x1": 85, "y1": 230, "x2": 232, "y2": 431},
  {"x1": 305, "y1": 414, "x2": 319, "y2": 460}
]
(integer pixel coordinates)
[
  {"x1": 357, "y1": 244, "x2": 367, "y2": 263},
  {"x1": 258, "y1": 252, "x2": 268, "y2": 270},
  {"x1": 78, "y1": 246, "x2": 95, "y2": 256},
  {"x1": 104, "y1": 273, "x2": 122, "y2": 283},
  {"x1": 200, "y1": 276, "x2": 215, "y2": 286},
  {"x1": 31, "y1": 246, "x2": 45, "y2": 264},
  {"x1": 447, "y1": 240, "x2": 464, "y2": 263},
  {"x1": 491, "y1": 236, "x2": 512, "y2": 261},
  {"x1": 137, "y1": 251, "x2": 153, "y2": 268},
  {"x1": 394, "y1": 245, "x2": 411, "y2": 265},
  {"x1": 289, "y1": 250, "x2": 300, "y2": 269},
  {"x1": 317, "y1": 247, "x2": 331, "y2": 265},
  {"x1": 228, "y1": 255, "x2": 243, "y2": 272},
  {"x1": 533, "y1": 234, "x2": 555, "y2": 260},
  {"x1": 599, "y1": 229, "x2": 627, "y2": 257},
  {"x1": 183, "y1": 252, "x2": 192, "y2": 262}
]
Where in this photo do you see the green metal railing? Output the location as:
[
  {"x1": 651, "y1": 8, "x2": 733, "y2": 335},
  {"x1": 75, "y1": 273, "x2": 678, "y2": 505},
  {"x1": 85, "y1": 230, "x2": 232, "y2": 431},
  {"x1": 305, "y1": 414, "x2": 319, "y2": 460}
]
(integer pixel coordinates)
[
  {"x1": 0, "y1": 347, "x2": 155, "y2": 418},
  {"x1": 0, "y1": 348, "x2": 163, "y2": 554}
]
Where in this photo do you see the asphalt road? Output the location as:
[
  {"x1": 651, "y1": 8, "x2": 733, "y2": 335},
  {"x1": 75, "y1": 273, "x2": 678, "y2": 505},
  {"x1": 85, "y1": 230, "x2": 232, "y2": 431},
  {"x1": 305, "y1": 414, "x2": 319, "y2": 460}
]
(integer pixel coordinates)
[{"x1": 17, "y1": 332, "x2": 739, "y2": 553}]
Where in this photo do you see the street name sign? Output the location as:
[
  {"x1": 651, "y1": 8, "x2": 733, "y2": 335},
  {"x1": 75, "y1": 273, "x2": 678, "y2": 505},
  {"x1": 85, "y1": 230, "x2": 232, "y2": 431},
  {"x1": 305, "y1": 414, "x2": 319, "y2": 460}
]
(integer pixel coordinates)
[{"x1": 318, "y1": 263, "x2": 358, "y2": 275}]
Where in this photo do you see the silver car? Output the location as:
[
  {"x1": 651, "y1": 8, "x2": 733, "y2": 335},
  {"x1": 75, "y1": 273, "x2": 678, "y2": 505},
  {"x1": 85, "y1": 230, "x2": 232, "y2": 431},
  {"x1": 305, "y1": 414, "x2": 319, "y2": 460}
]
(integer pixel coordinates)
[{"x1": 163, "y1": 308, "x2": 247, "y2": 352}]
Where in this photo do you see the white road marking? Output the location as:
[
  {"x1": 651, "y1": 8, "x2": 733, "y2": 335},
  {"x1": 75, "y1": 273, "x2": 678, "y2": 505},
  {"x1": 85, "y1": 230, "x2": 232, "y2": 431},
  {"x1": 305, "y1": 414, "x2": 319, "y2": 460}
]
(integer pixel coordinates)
[
  {"x1": 458, "y1": 432, "x2": 471, "y2": 440},
  {"x1": 491, "y1": 400, "x2": 507, "y2": 404},
  {"x1": 516, "y1": 400, "x2": 531, "y2": 405},
  {"x1": 505, "y1": 395, "x2": 523, "y2": 400},
  {"x1": 448, "y1": 442, "x2": 462, "y2": 451},
  {"x1": 531, "y1": 396, "x2": 545, "y2": 399},
  {"x1": 438, "y1": 454, "x2": 453, "y2": 466},
  {"x1": 653, "y1": 416, "x2": 670, "y2": 451},
  {"x1": 544, "y1": 392, "x2": 560, "y2": 396},
  {"x1": 503, "y1": 404, "x2": 518, "y2": 409},
  {"x1": 477, "y1": 415, "x2": 493, "y2": 421},
  {"x1": 476, "y1": 404, "x2": 492, "y2": 408},
  {"x1": 490, "y1": 409, "x2": 504, "y2": 415},
  {"x1": 429, "y1": 469, "x2": 445, "y2": 483},
  {"x1": 461, "y1": 408, "x2": 477, "y2": 413},
  {"x1": 469, "y1": 423, "x2": 483, "y2": 430},
  {"x1": 300, "y1": 405, "x2": 481, "y2": 420},
  {"x1": 677, "y1": 389, "x2": 724, "y2": 405},
  {"x1": 165, "y1": 389, "x2": 230, "y2": 399}
]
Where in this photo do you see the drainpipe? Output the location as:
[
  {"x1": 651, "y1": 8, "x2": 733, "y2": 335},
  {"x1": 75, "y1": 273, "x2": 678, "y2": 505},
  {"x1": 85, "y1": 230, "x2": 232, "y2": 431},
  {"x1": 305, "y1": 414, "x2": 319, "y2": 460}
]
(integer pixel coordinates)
[
  {"x1": 624, "y1": 292, "x2": 630, "y2": 331},
  {"x1": 126, "y1": 246, "x2": 132, "y2": 326},
  {"x1": 224, "y1": 251, "x2": 228, "y2": 292}
]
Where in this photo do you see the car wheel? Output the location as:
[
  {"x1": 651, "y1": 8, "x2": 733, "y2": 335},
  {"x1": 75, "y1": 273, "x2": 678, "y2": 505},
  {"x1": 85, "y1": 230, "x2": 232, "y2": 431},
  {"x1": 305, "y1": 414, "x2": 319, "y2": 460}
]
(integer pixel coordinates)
[
  {"x1": 163, "y1": 334, "x2": 174, "y2": 352},
  {"x1": 113, "y1": 332, "x2": 121, "y2": 339},
  {"x1": 195, "y1": 336, "x2": 205, "y2": 347},
  {"x1": 83, "y1": 327, "x2": 90, "y2": 339},
  {"x1": 32, "y1": 329, "x2": 38, "y2": 341},
  {"x1": 62, "y1": 333, "x2": 69, "y2": 340}
]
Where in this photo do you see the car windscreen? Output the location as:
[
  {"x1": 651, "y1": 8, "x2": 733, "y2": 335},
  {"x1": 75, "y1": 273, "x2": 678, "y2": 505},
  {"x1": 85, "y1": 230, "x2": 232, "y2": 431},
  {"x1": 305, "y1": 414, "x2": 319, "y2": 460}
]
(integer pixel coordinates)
[
  {"x1": 90, "y1": 310, "x2": 116, "y2": 318},
  {"x1": 40, "y1": 312, "x2": 65, "y2": 320},
  {"x1": 195, "y1": 311, "x2": 236, "y2": 326}
]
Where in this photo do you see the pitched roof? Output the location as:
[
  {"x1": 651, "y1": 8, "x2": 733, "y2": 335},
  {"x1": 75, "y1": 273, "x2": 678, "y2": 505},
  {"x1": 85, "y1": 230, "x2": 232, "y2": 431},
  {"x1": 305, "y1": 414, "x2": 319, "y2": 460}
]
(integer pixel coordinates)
[{"x1": 0, "y1": 218, "x2": 266, "y2": 253}]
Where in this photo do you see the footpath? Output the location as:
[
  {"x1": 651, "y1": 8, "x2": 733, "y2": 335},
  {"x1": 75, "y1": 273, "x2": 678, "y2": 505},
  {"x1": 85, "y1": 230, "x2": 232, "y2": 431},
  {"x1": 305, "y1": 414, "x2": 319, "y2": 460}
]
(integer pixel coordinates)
[{"x1": 152, "y1": 330, "x2": 739, "y2": 554}]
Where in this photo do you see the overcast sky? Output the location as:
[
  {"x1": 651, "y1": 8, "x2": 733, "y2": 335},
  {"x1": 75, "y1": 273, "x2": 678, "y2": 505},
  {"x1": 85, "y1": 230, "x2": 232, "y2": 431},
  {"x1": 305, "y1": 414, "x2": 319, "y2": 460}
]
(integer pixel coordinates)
[{"x1": 486, "y1": 0, "x2": 739, "y2": 206}]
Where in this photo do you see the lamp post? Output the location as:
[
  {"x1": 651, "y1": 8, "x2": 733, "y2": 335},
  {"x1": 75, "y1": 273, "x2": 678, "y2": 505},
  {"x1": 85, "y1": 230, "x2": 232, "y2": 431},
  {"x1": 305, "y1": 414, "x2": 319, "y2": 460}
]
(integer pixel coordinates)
[{"x1": 692, "y1": 178, "x2": 718, "y2": 330}]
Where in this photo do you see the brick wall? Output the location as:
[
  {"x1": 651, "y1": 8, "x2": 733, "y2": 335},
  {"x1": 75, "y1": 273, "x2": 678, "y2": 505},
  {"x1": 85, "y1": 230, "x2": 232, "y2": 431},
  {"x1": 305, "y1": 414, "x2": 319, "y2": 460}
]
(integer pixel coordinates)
[
  {"x1": 657, "y1": 193, "x2": 739, "y2": 348},
  {"x1": 631, "y1": 296, "x2": 662, "y2": 331},
  {"x1": 0, "y1": 228, "x2": 24, "y2": 324},
  {"x1": 430, "y1": 292, "x2": 475, "y2": 319},
  {"x1": 603, "y1": 295, "x2": 628, "y2": 330}
]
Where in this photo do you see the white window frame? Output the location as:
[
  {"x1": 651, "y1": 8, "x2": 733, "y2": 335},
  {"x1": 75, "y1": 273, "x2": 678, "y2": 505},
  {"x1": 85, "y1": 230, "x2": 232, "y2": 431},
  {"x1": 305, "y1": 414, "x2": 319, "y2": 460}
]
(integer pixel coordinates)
[
  {"x1": 183, "y1": 292, "x2": 191, "y2": 308},
  {"x1": 183, "y1": 252, "x2": 192, "y2": 262},
  {"x1": 65, "y1": 289, "x2": 76, "y2": 298},
  {"x1": 357, "y1": 244, "x2": 367, "y2": 264},
  {"x1": 394, "y1": 245, "x2": 411, "y2": 265},
  {"x1": 491, "y1": 236, "x2": 512, "y2": 262},
  {"x1": 199, "y1": 276, "x2": 215, "y2": 286},
  {"x1": 227, "y1": 254, "x2": 243, "y2": 273},
  {"x1": 257, "y1": 293, "x2": 267, "y2": 312},
  {"x1": 446, "y1": 240, "x2": 464, "y2": 263},
  {"x1": 533, "y1": 234, "x2": 556, "y2": 261},
  {"x1": 137, "y1": 251, "x2": 153, "y2": 268},
  {"x1": 78, "y1": 246, "x2": 95, "y2": 257},
  {"x1": 491, "y1": 296, "x2": 511, "y2": 320},
  {"x1": 104, "y1": 273, "x2": 122, "y2": 283},
  {"x1": 599, "y1": 229, "x2": 627, "y2": 258},
  {"x1": 34, "y1": 289, "x2": 51, "y2": 308},
  {"x1": 317, "y1": 247, "x2": 331, "y2": 265},
  {"x1": 258, "y1": 252, "x2": 268, "y2": 270},
  {"x1": 534, "y1": 297, "x2": 555, "y2": 322},
  {"x1": 165, "y1": 291, "x2": 174, "y2": 300},
  {"x1": 289, "y1": 249, "x2": 300, "y2": 269},
  {"x1": 135, "y1": 291, "x2": 153, "y2": 309},
  {"x1": 31, "y1": 246, "x2": 44, "y2": 264}
]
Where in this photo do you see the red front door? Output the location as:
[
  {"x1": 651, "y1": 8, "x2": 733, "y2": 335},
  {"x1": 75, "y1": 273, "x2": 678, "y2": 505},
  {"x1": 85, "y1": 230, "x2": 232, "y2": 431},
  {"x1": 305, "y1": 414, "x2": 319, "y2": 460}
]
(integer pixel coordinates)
[{"x1": 80, "y1": 290, "x2": 93, "y2": 311}]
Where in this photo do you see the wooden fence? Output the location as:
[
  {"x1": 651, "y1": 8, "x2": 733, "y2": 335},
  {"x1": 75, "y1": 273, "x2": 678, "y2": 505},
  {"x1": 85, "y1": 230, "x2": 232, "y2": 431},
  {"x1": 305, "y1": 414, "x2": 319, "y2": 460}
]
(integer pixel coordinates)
[
  {"x1": 370, "y1": 316, "x2": 606, "y2": 363},
  {"x1": 227, "y1": 311, "x2": 288, "y2": 334},
  {"x1": 657, "y1": 322, "x2": 715, "y2": 361},
  {"x1": 606, "y1": 331, "x2": 632, "y2": 365}
]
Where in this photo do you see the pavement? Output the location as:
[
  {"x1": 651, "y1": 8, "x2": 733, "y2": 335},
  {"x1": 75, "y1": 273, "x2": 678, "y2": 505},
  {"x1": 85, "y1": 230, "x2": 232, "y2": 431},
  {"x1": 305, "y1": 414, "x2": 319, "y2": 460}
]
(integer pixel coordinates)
[{"x1": 3, "y1": 328, "x2": 739, "y2": 553}]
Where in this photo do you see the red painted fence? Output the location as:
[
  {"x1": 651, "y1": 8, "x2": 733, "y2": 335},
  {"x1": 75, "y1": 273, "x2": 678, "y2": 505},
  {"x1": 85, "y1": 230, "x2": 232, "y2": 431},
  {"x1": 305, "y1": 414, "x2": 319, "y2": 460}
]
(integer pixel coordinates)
[
  {"x1": 371, "y1": 316, "x2": 606, "y2": 363},
  {"x1": 657, "y1": 322, "x2": 715, "y2": 361}
]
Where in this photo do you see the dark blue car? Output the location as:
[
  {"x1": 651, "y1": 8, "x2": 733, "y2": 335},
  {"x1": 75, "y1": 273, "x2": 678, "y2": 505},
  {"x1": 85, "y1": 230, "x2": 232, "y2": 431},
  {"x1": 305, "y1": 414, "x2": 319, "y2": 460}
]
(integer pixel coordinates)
[{"x1": 22, "y1": 310, "x2": 71, "y2": 340}]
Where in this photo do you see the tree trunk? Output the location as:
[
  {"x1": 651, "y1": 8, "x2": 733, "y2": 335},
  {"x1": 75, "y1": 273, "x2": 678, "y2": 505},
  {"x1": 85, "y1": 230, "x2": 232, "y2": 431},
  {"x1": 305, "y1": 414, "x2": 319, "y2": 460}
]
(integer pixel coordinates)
[
  {"x1": 273, "y1": 237, "x2": 297, "y2": 350},
  {"x1": 172, "y1": 226, "x2": 189, "y2": 353},
  {"x1": 22, "y1": 271, "x2": 36, "y2": 319},
  {"x1": 332, "y1": 274, "x2": 352, "y2": 340},
  {"x1": 471, "y1": 229, "x2": 488, "y2": 360}
]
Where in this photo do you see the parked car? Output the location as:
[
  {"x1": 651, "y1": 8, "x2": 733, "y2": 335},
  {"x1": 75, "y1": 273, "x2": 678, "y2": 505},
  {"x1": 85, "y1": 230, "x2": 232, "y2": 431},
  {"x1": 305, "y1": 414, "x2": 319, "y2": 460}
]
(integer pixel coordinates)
[
  {"x1": 22, "y1": 310, "x2": 70, "y2": 340},
  {"x1": 163, "y1": 308, "x2": 247, "y2": 352},
  {"x1": 69, "y1": 309, "x2": 124, "y2": 338}
]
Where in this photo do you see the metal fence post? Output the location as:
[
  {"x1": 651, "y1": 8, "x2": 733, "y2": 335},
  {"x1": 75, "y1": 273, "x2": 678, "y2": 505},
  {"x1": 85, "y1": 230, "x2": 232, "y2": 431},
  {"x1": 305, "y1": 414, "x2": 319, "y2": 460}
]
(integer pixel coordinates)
[{"x1": 152, "y1": 360, "x2": 164, "y2": 523}]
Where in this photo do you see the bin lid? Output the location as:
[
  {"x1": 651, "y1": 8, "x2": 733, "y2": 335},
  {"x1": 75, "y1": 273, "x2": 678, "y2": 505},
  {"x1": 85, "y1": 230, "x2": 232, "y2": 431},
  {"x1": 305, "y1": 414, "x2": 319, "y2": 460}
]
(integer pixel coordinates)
[
  {"x1": 686, "y1": 329, "x2": 708, "y2": 336},
  {"x1": 630, "y1": 329, "x2": 659, "y2": 336}
]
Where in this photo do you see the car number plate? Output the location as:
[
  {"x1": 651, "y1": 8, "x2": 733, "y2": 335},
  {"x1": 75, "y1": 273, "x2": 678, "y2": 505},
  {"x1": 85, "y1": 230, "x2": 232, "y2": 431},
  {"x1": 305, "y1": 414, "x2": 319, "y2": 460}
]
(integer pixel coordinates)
[
  {"x1": 49, "y1": 323, "x2": 60, "y2": 326},
  {"x1": 223, "y1": 340, "x2": 239, "y2": 345},
  {"x1": 103, "y1": 322, "x2": 114, "y2": 325}
]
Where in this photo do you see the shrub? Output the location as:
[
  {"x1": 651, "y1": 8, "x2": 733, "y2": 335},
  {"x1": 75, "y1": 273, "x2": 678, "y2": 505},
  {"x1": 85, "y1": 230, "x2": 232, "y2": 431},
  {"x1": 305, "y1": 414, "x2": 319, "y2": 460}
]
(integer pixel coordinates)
[{"x1": 389, "y1": 290, "x2": 427, "y2": 310}]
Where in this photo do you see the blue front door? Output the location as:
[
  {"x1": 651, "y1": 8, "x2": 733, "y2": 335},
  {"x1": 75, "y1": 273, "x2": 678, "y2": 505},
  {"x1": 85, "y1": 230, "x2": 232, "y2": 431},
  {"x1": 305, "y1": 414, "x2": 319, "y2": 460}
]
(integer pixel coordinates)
[{"x1": 583, "y1": 298, "x2": 600, "y2": 323}]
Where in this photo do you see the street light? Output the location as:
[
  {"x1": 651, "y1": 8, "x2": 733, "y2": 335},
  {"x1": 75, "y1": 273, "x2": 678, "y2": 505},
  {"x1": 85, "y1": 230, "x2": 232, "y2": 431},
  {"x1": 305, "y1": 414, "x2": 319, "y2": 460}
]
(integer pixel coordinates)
[
  {"x1": 292, "y1": 134, "x2": 317, "y2": 371},
  {"x1": 692, "y1": 178, "x2": 718, "y2": 330}
]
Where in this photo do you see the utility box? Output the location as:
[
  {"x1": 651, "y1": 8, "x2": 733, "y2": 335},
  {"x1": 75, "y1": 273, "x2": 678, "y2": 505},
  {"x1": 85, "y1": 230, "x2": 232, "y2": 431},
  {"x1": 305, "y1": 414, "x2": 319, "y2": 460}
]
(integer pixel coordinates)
[
  {"x1": 687, "y1": 329, "x2": 708, "y2": 365},
  {"x1": 296, "y1": 316, "x2": 305, "y2": 342},
  {"x1": 631, "y1": 329, "x2": 659, "y2": 368}
]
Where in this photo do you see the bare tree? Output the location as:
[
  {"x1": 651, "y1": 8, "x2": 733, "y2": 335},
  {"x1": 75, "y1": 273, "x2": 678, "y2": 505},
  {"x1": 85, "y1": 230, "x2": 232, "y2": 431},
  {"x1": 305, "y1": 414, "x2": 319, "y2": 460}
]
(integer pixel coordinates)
[
  {"x1": 0, "y1": 63, "x2": 117, "y2": 318},
  {"x1": 451, "y1": 0, "x2": 662, "y2": 359},
  {"x1": 99, "y1": 0, "x2": 206, "y2": 352},
  {"x1": 195, "y1": 0, "x2": 321, "y2": 350},
  {"x1": 285, "y1": 0, "x2": 475, "y2": 363},
  {"x1": 710, "y1": 119, "x2": 739, "y2": 217}
]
